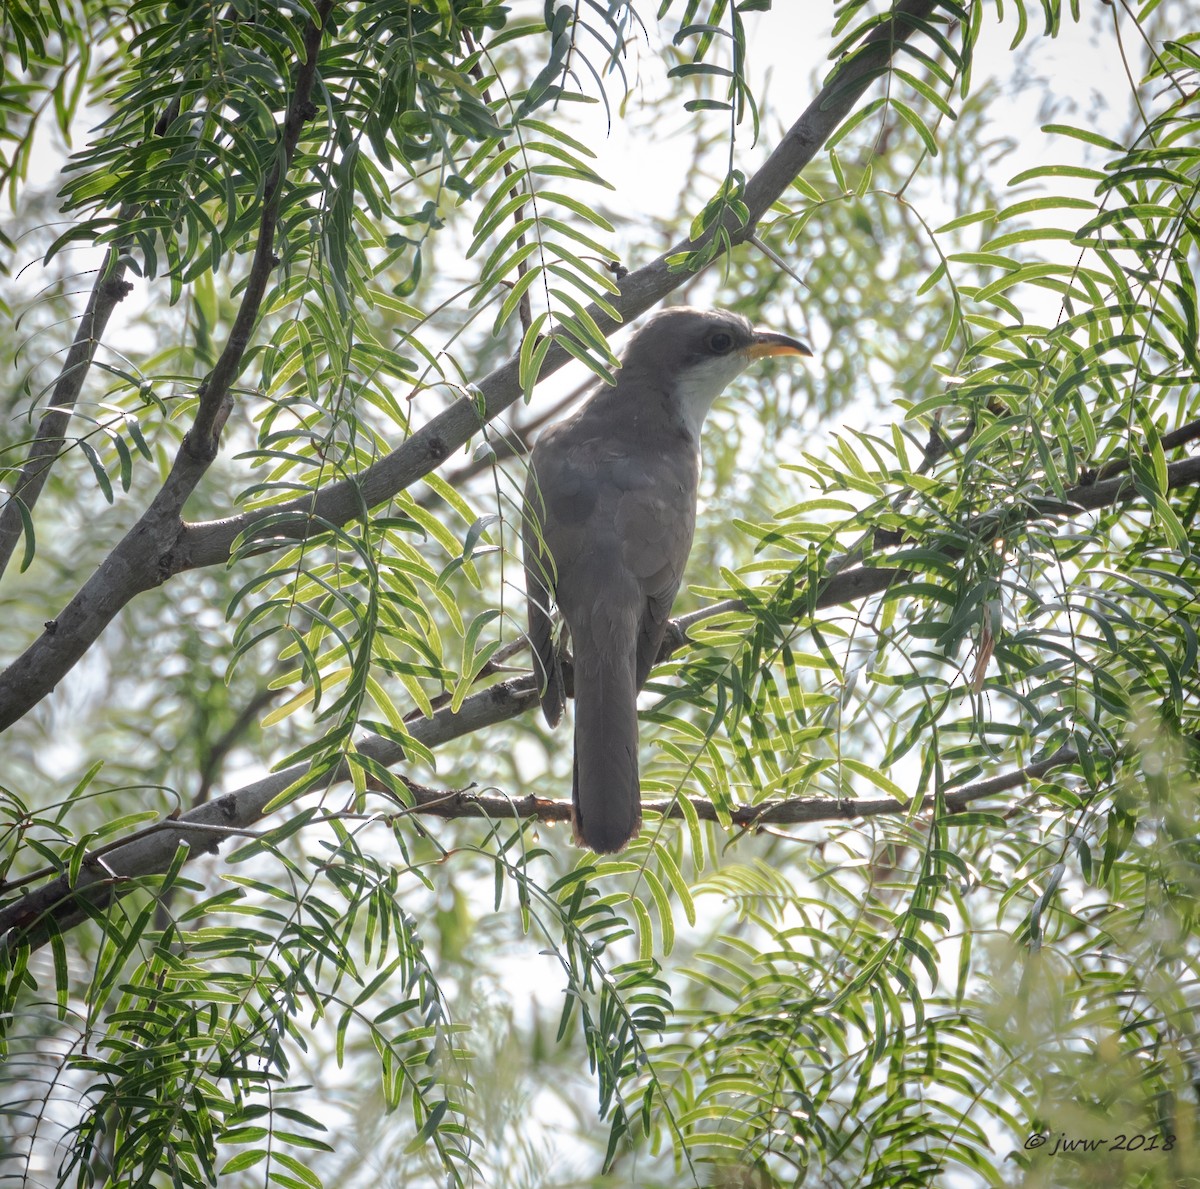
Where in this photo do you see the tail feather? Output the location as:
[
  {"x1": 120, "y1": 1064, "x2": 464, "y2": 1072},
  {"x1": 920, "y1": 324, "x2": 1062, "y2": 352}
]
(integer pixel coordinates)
[{"x1": 571, "y1": 640, "x2": 641, "y2": 853}]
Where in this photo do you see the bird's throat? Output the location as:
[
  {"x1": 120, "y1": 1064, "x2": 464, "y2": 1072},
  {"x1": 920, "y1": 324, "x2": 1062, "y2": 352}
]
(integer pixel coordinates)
[{"x1": 667, "y1": 367, "x2": 741, "y2": 444}]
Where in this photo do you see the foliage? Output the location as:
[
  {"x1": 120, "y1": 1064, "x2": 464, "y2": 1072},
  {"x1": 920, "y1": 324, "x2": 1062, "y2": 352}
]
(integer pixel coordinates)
[{"x1": 1, "y1": 1, "x2": 1200, "y2": 1187}]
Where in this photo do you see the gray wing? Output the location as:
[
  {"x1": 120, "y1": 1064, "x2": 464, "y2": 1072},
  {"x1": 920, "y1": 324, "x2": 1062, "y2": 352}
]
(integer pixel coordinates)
[
  {"x1": 611, "y1": 450, "x2": 699, "y2": 688},
  {"x1": 526, "y1": 425, "x2": 699, "y2": 686}
]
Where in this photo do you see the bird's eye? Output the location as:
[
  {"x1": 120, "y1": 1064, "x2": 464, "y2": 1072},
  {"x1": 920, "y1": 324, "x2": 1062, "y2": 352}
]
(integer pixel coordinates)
[{"x1": 708, "y1": 331, "x2": 735, "y2": 355}]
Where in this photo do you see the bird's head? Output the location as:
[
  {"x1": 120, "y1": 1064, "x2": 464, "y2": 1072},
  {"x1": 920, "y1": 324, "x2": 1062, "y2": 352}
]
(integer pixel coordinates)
[{"x1": 620, "y1": 306, "x2": 811, "y2": 438}]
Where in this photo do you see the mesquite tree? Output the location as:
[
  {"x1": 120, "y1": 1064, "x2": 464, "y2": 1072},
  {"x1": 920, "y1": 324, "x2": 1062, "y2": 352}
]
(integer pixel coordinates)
[{"x1": 2, "y1": 2, "x2": 1199, "y2": 1186}]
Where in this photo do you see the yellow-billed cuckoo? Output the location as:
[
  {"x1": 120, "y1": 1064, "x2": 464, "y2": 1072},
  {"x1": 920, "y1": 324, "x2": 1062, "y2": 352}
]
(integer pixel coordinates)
[{"x1": 523, "y1": 306, "x2": 811, "y2": 853}]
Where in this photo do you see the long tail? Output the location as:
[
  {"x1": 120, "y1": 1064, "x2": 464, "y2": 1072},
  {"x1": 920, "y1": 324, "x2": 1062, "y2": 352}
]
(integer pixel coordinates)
[{"x1": 571, "y1": 638, "x2": 641, "y2": 853}]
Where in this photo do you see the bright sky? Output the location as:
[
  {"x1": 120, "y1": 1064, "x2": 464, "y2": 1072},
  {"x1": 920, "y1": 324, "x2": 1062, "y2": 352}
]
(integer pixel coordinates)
[{"x1": 577, "y1": 4, "x2": 1131, "y2": 227}]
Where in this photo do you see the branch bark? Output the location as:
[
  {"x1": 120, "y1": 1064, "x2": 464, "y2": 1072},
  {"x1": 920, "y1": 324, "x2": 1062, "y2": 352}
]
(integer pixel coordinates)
[
  {"x1": 386, "y1": 741, "x2": 1081, "y2": 826},
  {"x1": 185, "y1": 3, "x2": 335, "y2": 457},
  {"x1": 0, "y1": 256, "x2": 133, "y2": 579}
]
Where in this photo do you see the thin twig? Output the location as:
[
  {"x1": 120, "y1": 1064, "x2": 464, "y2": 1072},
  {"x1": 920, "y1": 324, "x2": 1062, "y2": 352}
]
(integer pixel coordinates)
[
  {"x1": 0, "y1": 97, "x2": 185, "y2": 579},
  {"x1": 1088, "y1": 414, "x2": 1200, "y2": 484},
  {"x1": 414, "y1": 373, "x2": 593, "y2": 510},
  {"x1": 465, "y1": 30, "x2": 535, "y2": 333},
  {"x1": 376, "y1": 742, "x2": 1080, "y2": 827}
]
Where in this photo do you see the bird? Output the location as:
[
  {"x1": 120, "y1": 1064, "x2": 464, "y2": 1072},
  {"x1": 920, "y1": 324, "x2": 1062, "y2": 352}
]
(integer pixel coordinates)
[{"x1": 522, "y1": 306, "x2": 812, "y2": 853}]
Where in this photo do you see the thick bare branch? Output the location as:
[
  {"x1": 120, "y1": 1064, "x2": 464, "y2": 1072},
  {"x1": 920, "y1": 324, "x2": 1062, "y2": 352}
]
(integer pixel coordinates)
[{"x1": 0, "y1": 674, "x2": 541, "y2": 948}]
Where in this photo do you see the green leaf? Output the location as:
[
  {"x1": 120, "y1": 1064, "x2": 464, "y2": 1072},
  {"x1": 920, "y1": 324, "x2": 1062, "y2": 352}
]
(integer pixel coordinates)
[{"x1": 78, "y1": 439, "x2": 113, "y2": 502}]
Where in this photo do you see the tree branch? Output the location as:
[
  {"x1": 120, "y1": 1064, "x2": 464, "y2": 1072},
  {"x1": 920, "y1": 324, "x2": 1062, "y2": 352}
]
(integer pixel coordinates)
[
  {"x1": 384, "y1": 742, "x2": 1081, "y2": 826},
  {"x1": 0, "y1": 0, "x2": 941, "y2": 734},
  {"x1": 414, "y1": 373, "x2": 592, "y2": 510},
  {"x1": 0, "y1": 99, "x2": 188, "y2": 581},
  {"x1": 172, "y1": 0, "x2": 945, "y2": 574},
  {"x1": 0, "y1": 674, "x2": 542, "y2": 949},
  {"x1": 5, "y1": 440, "x2": 1192, "y2": 948},
  {"x1": 0, "y1": 3, "x2": 336, "y2": 732},
  {"x1": 0, "y1": 266, "x2": 135, "y2": 579},
  {"x1": 184, "y1": 2, "x2": 335, "y2": 459},
  {"x1": 1088, "y1": 415, "x2": 1200, "y2": 484}
]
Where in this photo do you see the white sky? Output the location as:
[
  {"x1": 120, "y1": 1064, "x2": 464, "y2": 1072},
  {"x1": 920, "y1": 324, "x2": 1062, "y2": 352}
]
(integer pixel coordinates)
[{"x1": 577, "y1": 4, "x2": 1130, "y2": 226}]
